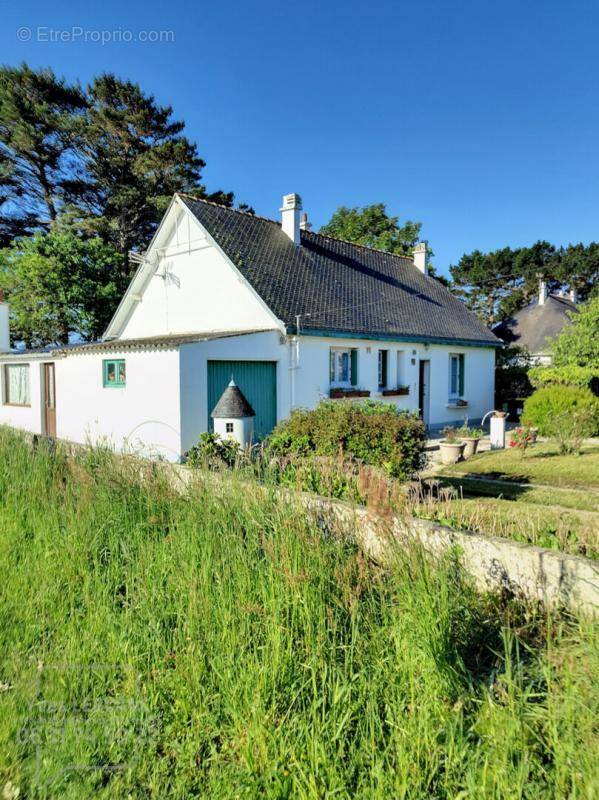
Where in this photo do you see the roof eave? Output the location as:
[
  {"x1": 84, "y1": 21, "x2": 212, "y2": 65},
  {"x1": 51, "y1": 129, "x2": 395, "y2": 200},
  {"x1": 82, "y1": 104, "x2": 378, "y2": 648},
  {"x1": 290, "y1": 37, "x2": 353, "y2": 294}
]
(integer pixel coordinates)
[{"x1": 294, "y1": 327, "x2": 502, "y2": 348}]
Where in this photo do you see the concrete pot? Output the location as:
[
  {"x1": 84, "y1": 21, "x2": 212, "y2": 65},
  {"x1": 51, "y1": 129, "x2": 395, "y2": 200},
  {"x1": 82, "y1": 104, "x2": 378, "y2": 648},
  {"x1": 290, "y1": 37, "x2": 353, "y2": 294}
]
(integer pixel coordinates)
[
  {"x1": 439, "y1": 441, "x2": 466, "y2": 465},
  {"x1": 461, "y1": 437, "x2": 480, "y2": 458}
]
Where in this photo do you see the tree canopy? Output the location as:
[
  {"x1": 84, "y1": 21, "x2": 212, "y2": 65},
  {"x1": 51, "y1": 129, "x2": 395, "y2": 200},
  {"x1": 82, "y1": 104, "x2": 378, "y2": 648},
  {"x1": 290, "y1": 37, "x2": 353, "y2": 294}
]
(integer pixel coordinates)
[
  {"x1": 320, "y1": 204, "x2": 421, "y2": 257},
  {"x1": 551, "y1": 295, "x2": 599, "y2": 368},
  {"x1": 450, "y1": 241, "x2": 598, "y2": 326},
  {"x1": 0, "y1": 221, "x2": 125, "y2": 347},
  {"x1": 0, "y1": 64, "x2": 239, "y2": 253},
  {"x1": 0, "y1": 63, "x2": 246, "y2": 345}
]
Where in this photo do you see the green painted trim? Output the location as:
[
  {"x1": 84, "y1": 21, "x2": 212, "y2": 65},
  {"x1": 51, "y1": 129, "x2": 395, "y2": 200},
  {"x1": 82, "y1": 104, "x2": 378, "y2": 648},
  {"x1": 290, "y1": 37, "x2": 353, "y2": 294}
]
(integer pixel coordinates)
[
  {"x1": 294, "y1": 327, "x2": 501, "y2": 349},
  {"x1": 103, "y1": 358, "x2": 126, "y2": 388}
]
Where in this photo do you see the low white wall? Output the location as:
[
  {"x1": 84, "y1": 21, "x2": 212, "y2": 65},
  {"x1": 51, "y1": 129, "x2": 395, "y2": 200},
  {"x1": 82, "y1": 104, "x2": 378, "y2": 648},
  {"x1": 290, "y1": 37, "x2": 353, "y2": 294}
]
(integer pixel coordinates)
[
  {"x1": 179, "y1": 331, "x2": 290, "y2": 453},
  {"x1": 56, "y1": 348, "x2": 181, "y2": 460},
  {"x1": 0, "y1": 359, "x2": 44, "y2": 434}
]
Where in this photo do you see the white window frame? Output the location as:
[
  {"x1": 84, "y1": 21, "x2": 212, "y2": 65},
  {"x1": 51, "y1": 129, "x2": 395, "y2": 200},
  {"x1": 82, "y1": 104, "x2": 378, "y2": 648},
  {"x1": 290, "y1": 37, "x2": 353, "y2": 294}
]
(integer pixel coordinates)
[
  {"x1": 3, "y1": 363, "x2": 31, "y2": 407},
  {"x1": 330, "y1": 348, "x2": 352, "y2": 387},
  {"x1": 448, "y1": 353, "x2": 463, "y2": 399}
]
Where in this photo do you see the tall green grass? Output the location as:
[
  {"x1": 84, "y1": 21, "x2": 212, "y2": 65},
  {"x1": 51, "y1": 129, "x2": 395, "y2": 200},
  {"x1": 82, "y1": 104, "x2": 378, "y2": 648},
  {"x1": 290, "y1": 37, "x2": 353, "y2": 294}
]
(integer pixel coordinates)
[{"x1": 0, "y1": 428, "x2": 597, "y2": 798}]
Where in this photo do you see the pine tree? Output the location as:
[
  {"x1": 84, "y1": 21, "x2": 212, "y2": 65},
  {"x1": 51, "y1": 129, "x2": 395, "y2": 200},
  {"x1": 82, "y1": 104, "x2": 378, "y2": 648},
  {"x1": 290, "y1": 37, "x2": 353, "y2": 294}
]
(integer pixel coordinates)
[{"x1": 0, "y1": 64, "x2": 89, "y2": 244}]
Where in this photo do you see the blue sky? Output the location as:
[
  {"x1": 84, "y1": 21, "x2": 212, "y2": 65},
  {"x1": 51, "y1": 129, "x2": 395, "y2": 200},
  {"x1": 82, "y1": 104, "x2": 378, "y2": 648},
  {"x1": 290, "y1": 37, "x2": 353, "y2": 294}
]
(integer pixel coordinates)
[{"x1": 2, "y1": 0, "x2": 598, "y2": 276}]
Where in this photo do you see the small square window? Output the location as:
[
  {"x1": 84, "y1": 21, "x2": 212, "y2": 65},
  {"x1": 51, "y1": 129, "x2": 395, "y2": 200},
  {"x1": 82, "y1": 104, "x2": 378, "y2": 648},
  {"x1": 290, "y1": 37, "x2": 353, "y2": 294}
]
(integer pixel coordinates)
[
  {"x1": 226, "y1": 422, "x2": 234, "y2": 433},
  {"x1": 103, "y1": 359, "x2": 126, "y2": 388}
]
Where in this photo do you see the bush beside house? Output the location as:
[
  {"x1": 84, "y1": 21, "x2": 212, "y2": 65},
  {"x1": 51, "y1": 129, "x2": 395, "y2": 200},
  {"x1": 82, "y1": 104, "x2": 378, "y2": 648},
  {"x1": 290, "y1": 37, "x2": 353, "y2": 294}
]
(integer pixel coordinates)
[{"x1": 266, "y1": 400, "x2": 427, "y2": 480}]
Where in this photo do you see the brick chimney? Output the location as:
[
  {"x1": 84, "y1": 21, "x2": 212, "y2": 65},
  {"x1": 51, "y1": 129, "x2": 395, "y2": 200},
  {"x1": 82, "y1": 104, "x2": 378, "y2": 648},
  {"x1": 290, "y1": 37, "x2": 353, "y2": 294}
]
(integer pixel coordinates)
[
  {"x1": 413, "y1": 241, "x2": 429, "y2": 275},
  {"x1": 280, "y1": 193, "x2": 302, "y2": 245}
]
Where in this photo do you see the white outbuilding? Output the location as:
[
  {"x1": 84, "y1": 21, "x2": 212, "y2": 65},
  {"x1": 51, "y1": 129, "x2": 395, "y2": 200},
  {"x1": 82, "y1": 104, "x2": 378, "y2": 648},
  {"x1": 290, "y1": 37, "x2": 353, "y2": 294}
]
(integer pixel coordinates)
[{"x1": 211, "y1": 378, "x2": 256, "y2": 447}]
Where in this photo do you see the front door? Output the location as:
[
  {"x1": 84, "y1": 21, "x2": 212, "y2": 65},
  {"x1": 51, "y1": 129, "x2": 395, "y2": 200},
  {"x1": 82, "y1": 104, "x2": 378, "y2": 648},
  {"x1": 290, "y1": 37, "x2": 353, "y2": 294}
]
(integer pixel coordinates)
[
  {"x1": 418, "y1": 359, "x2": 430, "y2": 427},
  {"x1": 43, "y1": 362, "x2": 56, "y2": 437}
]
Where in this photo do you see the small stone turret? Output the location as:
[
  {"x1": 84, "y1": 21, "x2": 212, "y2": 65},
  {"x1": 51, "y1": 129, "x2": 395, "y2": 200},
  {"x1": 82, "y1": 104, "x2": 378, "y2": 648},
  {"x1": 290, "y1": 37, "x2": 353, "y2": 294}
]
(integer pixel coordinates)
[{"x1": 211, "y1": 379, "x2": 255, "y2": 447}]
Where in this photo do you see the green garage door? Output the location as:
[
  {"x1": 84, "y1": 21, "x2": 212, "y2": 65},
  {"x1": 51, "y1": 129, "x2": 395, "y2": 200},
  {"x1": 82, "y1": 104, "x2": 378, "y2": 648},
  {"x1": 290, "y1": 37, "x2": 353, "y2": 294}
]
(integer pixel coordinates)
[{"x1": 207, "y1": 360, "x2": 277, "y2": 440}]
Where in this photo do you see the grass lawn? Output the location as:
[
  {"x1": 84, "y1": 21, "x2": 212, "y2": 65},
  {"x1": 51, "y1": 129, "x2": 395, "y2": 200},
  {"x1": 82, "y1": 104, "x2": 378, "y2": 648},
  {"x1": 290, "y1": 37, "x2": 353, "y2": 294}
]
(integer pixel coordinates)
[
  {"x1": 441, "y1": 440, "x2": 599, "y2": 490},
  {"x1": 426, "y1": 441, "x2": 599, "y2": 558},
  {"x1": 0, "y1": 428, "x2": 598, "y2": 798},
  {"x1": 437, "y1": 475, "x2": 599, "y2": 513}
]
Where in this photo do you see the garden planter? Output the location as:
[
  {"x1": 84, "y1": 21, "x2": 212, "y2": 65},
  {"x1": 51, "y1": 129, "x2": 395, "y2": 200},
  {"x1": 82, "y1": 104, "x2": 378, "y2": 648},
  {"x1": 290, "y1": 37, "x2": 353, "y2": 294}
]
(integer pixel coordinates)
[
  {"x1": 461, "y1": 437, "x2": 480, "y2": 458},
  {"x1": 382, "y1": 387, "x2": 409, "y2": 397},
  {"x1": 329, "y1": 388, "x2": 370, "y2": 399},
  {"x1": 439, "y1": 441, "x2": 466, "y2": 465}
]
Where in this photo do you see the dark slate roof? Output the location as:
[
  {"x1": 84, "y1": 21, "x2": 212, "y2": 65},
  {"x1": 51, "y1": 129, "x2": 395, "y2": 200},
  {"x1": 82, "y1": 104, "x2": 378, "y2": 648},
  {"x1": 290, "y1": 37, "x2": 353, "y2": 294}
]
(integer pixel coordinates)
[
  {"x1": 211, "y1": 379, "x2": 255, "y2": 418},
  {"x1": 493, "y1": 295, "x2": 578, "y2": 354},
  {"x1": 180, "y1": 195, "x2": 500, "y2": 347}
]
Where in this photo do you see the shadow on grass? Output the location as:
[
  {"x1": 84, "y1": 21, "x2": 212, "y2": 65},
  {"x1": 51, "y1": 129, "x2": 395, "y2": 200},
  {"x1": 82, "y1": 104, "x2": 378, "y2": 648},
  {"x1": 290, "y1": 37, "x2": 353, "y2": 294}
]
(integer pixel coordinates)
[{"x1": 438, "y1": 475, "x2": 531, "y2": 501}]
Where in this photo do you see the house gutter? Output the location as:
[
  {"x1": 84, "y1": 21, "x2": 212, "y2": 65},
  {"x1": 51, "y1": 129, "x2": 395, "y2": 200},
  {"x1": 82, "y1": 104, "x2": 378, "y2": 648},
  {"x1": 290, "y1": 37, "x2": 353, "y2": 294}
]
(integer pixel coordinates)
[{"x1": 291, "y1": 327, "x2": 502, "y2": 349}]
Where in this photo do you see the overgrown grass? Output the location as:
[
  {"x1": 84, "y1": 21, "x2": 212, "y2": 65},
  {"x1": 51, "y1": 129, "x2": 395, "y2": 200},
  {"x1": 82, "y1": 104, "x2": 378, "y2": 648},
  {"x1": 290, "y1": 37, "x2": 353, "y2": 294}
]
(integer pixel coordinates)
[
  {"x1": 415, "y1": 492, "x2": 599, "y2": 560},
  {"x1": 0, "y1": 428, "x2": 597, "y2": 798}
]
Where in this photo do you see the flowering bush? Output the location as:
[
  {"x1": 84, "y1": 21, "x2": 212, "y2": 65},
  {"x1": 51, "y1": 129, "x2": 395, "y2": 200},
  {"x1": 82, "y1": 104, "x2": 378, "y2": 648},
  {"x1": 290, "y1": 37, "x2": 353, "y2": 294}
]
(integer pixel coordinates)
[{"x1": 509, "y1": 426, "x2": 535, "y2": 456}]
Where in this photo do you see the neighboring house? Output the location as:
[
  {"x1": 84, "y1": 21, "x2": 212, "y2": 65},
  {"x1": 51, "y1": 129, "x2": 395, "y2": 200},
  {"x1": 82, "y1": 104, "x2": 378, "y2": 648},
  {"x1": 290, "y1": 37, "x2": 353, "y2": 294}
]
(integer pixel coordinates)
[
  {"x1": 0, "y1": 193, "x2": 500, "y2": 460},
  {"x1": 493, "y1": 280, "x2": 579, "y2": 364}
]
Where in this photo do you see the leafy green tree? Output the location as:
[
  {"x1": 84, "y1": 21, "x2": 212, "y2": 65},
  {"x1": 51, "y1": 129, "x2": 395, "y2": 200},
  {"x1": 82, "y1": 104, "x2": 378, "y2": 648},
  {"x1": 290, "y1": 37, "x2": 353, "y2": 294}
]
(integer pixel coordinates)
[
  {"x1": 551, "y1": 296, "x2": 599, "y2": 368},
  {"x1": 0, "y1": 64, "x2": 88, "y2": 244},
  {"x1": 0, "y1": 223, "x2": 125, "y2": 346},
  {"x1": 320, "y1": 204, "x2": 422, "y2": 257}
]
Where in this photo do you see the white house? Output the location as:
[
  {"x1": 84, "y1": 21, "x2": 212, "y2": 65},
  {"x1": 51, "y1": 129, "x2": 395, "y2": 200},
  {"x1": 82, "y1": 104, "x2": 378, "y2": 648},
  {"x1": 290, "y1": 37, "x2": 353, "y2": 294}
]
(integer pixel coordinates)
[{"x1": 0, "y1": 192, "x2": 500, "y2": 460}]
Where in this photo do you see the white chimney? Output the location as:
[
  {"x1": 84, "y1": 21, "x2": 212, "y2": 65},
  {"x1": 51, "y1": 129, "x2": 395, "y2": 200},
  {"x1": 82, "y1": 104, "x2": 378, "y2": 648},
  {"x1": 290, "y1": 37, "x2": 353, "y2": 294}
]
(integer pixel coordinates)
[
  {"x1": 299, "y1": 211, "x2": 312, "y2": 231},
  {"x1": 0, "y1": 291, "x2": 9, "y2": 353},
  {"x1": 538, "y1": 279, "x2": 548, "y2": 306},
  {"x1": 569, "y1": 287, "x2": 578, "y2": 304},
  {"x1": 413, "y1": 241, "x2": 429, "y2": 275},
  {"x1": 280, "y1": 193, "x2": 302, "y2": 245}
]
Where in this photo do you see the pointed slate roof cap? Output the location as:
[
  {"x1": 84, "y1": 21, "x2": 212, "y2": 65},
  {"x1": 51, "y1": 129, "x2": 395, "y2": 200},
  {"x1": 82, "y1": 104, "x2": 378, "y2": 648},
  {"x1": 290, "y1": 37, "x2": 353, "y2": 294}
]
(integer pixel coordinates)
[{"x1": 211, "y1": 379, "x2": 256, "y2": 419}]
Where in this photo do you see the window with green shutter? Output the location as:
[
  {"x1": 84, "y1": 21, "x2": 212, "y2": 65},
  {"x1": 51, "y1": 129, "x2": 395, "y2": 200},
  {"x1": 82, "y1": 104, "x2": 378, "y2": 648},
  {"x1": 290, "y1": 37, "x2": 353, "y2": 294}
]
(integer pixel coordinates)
[
  {"x1": 330, "y1": 348, "x2": 357, "y2": 387},
  {"x1": 449, "y1": 353, "x2": 465, "y2": 398},
  {"x1": 103, "y1": 359, "x2": 126, "y2": 388}
]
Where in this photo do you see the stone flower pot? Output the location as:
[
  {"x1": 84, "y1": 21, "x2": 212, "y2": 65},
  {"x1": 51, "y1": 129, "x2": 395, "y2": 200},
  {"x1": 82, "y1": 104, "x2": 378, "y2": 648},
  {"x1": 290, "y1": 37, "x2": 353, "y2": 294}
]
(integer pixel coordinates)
[
  {"x1": 439, "y1": 441, "x2": 466, "y2": 465},
  {"x1": 461, "y1": 437, "x2": 480, "y2": 458}
]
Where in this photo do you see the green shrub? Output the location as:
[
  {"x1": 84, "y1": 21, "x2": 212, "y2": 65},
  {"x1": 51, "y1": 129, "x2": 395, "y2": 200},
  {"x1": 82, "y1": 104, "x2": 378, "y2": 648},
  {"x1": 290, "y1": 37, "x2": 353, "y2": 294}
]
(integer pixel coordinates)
[
  {"x1": 266, "y1": 400, "x2": 426, "y2": 480},
  {"x1": 522, "y1": 386, "x2": 599, "y2": 453},
  {"x1": 185, "y1": 431, "x2": 243, "y2": 468},
  {"x1": 529, "y1": 364, "x2": 599, "y2": 393}
]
